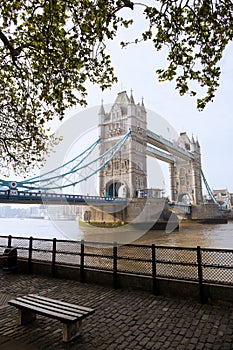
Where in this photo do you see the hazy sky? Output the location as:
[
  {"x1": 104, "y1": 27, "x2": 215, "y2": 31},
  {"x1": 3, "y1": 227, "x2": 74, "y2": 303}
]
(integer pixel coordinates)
[{"x1": 68, "y1": 5, "x2": 233, "y2": 194}]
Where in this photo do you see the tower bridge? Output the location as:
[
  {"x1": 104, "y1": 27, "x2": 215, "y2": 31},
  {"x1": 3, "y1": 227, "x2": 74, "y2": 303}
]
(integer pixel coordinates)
[
  {"x1": 98, "y1": 90, "x2": 202, "y2": 206},
  {"x1": 0, "y1": 90, "x2": 227, "y2": 226}
]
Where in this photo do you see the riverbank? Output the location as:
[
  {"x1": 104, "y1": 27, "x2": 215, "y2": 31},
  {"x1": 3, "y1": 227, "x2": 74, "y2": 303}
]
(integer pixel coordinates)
[{"x1": 0, "y1": 270, "x2": 232, "y2": 349}]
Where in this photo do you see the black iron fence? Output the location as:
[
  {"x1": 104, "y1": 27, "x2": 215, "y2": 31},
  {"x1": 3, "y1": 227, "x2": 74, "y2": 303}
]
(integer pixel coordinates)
[{"x1": 0, "y1": 235, "x2": 232, "y2": 302}]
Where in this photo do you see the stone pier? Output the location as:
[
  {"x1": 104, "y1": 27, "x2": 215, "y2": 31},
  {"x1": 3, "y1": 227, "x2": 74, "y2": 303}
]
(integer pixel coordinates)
[
  {"x1": 191, "y1": 204, "x2": 228, "y2": 223},
  {"x1": 80, "y1": 198, "x2": 179, "y2": 230}
]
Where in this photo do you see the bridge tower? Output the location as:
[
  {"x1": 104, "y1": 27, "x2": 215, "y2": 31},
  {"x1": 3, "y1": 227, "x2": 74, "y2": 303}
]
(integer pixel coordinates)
[
  {"x1": 170, "y1": 132, "x2": 203, "y2": 204},
  {"x1": 98, "y1": 91, "x2": 147, "y2": 198}
]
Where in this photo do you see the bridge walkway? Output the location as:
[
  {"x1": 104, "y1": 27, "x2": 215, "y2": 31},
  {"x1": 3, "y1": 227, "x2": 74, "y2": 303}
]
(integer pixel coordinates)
[{"x1": 0, "y1": 190, "x2": 128, "y2": 205}]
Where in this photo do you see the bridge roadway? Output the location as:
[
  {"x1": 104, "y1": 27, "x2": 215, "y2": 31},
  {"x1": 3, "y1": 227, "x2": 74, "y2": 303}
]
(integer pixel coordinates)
[
  {"x1": 147, "y1": 129, "x2": 195, "y2": 162},
  {"x1": 0, "y1": 189, "x2": 191, "y2": 216},
  {"x1": 0, "y1": 189, "x2": 128, "y2": 205}
]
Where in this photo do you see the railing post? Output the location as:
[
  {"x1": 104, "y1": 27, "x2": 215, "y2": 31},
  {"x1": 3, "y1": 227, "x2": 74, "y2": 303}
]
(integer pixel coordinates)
[
  {"x1": 197, "y1": 246, "x2": 206, "y2": 304},
  {"x1": 152, "y1": 244, "x2": 158, "y2": 295},
  {"x1": 113, "y1": 242, "x2": 118, "y2": 289},
  {"x1": 80, "y1": 240, "x2": 85, "y2": 283},
  {"x1": 28, "y1": 236, "x2": 33, "y2": 274},
  {"x1": 52, "y1": 238, "x2": 57, "y2": 277},
  {"x1": 8, "y1": 235, "x2": 12, "y2": 248}
]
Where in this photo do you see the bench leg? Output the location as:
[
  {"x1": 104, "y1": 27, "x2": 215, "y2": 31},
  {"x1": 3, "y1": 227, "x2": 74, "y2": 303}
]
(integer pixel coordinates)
[
  {"x1": 18, "y1": 308, "x2": 36, "y2": 325},
  {"x1": 62, "y1": 320, "x2": 82, "y2": 342}
]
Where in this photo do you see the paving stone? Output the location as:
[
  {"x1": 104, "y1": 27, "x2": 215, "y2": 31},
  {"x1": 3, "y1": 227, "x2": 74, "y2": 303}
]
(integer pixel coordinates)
[{"x1": 176, "y1": 345, "x2": 186, "y2": 350}]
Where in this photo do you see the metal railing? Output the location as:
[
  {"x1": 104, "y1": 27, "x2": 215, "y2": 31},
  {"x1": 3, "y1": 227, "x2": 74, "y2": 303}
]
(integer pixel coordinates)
[
  {"x1": 1, "y1": 235, "x2": 232, "y2": 303},
  {"x1": 0, "y1": 190, "x2": 128, "y2": 204}
]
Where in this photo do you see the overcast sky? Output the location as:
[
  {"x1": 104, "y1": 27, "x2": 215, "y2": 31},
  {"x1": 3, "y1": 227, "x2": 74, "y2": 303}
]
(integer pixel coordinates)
[{"x1": 68, "y1": 5, "x2": 233, "y2": 195}]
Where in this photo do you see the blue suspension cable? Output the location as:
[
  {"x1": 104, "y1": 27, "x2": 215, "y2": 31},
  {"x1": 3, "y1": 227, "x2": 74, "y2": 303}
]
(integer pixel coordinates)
[
  {"x1": 6, "y1": 131, "x2": 131, "y2": 191},
  {"x1": 21, "y1": 130, "x2": 131, "y2": 191},
  {"x1": 21, "y1": 137, "x2": 101, "y2": 184},
  {"x1": 0, "y1": 137, "x2": 101, "y2": 189},
  {"x1": 201, "y1": 169, "x2": 218, "y2": 205}
]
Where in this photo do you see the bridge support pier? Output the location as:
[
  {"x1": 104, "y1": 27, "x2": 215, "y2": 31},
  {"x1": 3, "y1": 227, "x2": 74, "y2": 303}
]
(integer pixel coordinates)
[
  {"x1": 191, "y1": 204, "x2": 228, "y2": 223},
  {"x1": 80, "y1": 198, "x2": 179, "y2": 231},
  {"x1": 80, "y1": 204, "x2": 127, "y2": 226}
]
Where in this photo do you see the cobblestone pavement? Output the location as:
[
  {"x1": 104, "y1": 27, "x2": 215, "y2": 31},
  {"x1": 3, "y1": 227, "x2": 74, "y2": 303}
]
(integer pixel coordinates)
[{"x1": 0, "y1": 270, "x2": 232, "y2": 350}]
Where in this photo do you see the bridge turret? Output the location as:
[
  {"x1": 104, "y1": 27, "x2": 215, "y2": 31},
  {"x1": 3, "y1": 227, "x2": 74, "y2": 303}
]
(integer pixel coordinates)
[
  {"x1": 140, "y1": 97, "x2": 147, "y2": 118},
  {"x1": 127, "y1": 90, "x2": 136, "y2": 120},
  {"x1": 98, "y1": 100, "x2": 109, "y2": 140},
  {"x1": 190, "y1": 135, "x2": 196, "y2": 152},
  {"x1": 190, "y1": 135, "x2": 200, "y2": 153},
  {"x1": 129, "y1": 89, "x2": 135, "y2": 104}
]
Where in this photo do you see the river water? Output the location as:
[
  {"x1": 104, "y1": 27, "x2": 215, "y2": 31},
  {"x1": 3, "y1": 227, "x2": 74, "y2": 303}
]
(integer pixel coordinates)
[{"x1": 0, "y1": 217, "x2": 232, "y2": 249}]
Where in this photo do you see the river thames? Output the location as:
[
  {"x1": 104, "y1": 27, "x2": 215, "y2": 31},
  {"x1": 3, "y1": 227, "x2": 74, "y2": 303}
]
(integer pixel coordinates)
[{"x1": 0, "y1": 217, "x2": 232, "y2": 249}]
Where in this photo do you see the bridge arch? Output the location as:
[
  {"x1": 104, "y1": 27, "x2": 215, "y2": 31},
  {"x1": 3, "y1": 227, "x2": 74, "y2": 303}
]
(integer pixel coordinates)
[
  {"x1": 177, "y1": 192, "x2": 193, "y2": 204},
  {"x1": 105, "y1": 181, "x2": 129, "y2": 198}
]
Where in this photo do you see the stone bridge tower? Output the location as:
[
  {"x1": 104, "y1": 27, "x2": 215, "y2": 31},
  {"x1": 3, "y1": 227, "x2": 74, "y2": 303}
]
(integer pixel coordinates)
[
  {"x1": 98, "y1": 91, "x2": 147, "y2": 198},
  {"x1": 170, "y1": 132, "x2": 203, "y2": 204}
]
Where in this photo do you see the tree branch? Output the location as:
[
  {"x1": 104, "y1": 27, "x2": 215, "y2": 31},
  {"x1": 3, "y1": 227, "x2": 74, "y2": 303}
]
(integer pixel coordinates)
[
  {"x1": 0, "y1": 137, "x2": 18, "y2": 162},
  {"x1": 0, "y1": 30, "x2": 31, "y2": 64},
  {"x1": 0, "y1": 30, "x2": 17, "y2": 61},
  {"x1": 121, "y1": 0, "x2": 134, "y2": 10}
]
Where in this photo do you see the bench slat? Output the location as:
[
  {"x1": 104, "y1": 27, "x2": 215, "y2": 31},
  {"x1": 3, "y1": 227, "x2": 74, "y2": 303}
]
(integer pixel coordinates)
[
  {"x1": 27, "y1": 294, "x2": 94, "y2": 314},
  {"x1": 8, "y1": 299, "x2": 77, "y2": 323},
  {"x1": 17, "y1": 296, "x2": 87, "y2": 318}
]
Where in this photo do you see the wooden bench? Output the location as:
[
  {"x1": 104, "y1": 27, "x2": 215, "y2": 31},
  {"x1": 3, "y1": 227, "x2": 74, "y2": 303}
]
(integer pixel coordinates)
[{"x1": 8, "y1": 294, "x2": 95, "y2": 342}]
